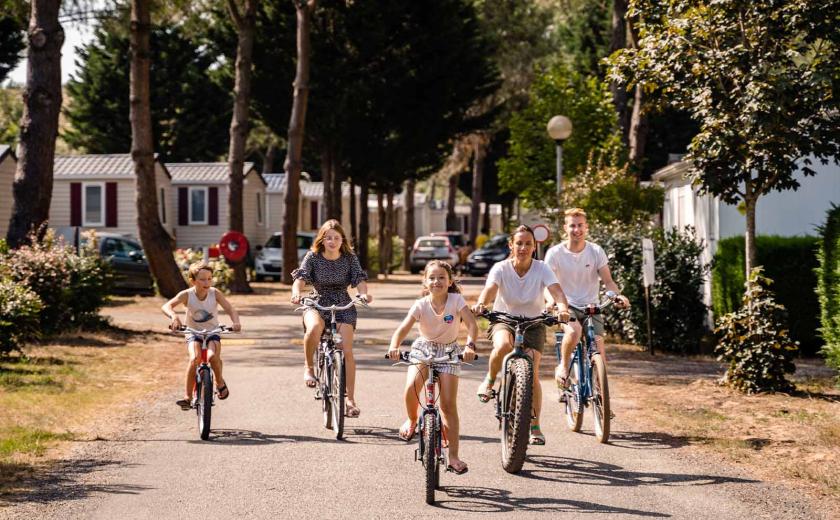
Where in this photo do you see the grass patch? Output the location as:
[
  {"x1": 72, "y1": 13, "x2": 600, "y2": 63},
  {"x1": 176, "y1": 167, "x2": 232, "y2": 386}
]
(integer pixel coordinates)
[{"x1": 0, "y1": 427, "x2": 74, "y2": 457}]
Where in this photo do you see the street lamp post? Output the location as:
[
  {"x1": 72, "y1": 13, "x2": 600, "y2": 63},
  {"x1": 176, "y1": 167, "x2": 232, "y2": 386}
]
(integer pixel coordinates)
[{"x1": 546, "y1": 115, "x2": 573, "y2": 198}]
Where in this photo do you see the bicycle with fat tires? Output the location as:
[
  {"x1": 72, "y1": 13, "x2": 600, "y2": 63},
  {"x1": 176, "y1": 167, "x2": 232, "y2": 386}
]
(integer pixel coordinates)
[
  {"x1": 386, "y1": 347, "x2": 474, "y2": 505},
  {"x1": 298, "y1": 295, "x2": 367, "y2": 440},
  {"x1": 176, "y1": 324, "x2": 233, "y2": 441},
  {"x1": 558, "y1": 292, "x2": 618, "y2": 443},
  {"x1": 479, "y1": 310, "x2": 559, "y2": 473}
]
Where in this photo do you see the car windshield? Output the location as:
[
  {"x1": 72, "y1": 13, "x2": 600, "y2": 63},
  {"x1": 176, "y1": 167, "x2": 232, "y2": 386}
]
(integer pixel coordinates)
[
  {"x1": 418, "y1": 239, "x2": 448, "y2": 248},
  {"x1": 265, "y1": 235, "x2": 283, "y2": 248},
  {"x1": 297, "y1": 235, "x2": 314, "y2": 249},
  {"x1": 483, "y1": 236, "x2": 508, "y2": 249},
  {"x1": 264, "y1": 235, "x2": 315, "y2": 249}
]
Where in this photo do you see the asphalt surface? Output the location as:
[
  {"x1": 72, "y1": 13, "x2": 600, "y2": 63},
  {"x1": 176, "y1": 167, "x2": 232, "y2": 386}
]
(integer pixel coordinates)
[{"x1": 0, "y1": 280, "x2": 821, "y2": 519}]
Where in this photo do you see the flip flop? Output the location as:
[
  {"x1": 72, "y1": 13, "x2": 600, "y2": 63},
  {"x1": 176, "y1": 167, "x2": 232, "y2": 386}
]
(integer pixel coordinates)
[
  {"x1": 217, "y1": 384, "x2": 230, "y2": 400},
  {"x1": 304, "y1": 369, "x2": 317, "y2": 388},
  {"x1": 529, "y1": 425, "x2": 546, "y2": 445},
  {"x1": 175, "y1": 398, "x2": 191, "y2": 410},
  {"x1": 345, "y1": 403, "x2": 361, "y2": 418},
  {"x1": 447, "y1": 462, "x2": 469, "y2": 475},
  {"x1": 476, "y1": 377, "x2": 495, "y2": 403},
  {"x1": 398, "y1": 419, "x2": 417, "y2": 442}
]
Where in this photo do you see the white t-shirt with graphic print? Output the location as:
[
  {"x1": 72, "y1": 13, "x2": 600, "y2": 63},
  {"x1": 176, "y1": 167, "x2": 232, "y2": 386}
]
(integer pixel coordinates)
[
  {"x1": 486, "y1": 259, "x2": 558, "y2": 317},
  {"x1": 409, "y1": 292, "x2": 467, "y2": 344},
  {"x1": 544, "y1": 241, "x2": 609, "y2": 307}
]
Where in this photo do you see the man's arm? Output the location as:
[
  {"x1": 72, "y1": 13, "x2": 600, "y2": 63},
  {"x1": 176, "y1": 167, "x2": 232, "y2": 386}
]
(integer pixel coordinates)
[{"x1": 598, "y1": 265, "x2": 630, "y2": 307}]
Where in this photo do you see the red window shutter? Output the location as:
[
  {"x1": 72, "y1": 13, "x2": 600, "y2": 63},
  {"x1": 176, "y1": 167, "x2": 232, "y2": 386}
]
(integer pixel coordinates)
[
  {"x1": 105, "y1": 182, "x2": 118, "y2": 227},
  {"x1": 310, "y1": 201, "x2": 318, "y2": 230},
  {"x1": 70, "y1": 183, "x2": 82, "y2": 226},
  {"x1": 209, "y1": 187, "x2": 219, "y2": 226},
  {"x1": 178, "y1": 187, "x2": 188, "y2": 225}
]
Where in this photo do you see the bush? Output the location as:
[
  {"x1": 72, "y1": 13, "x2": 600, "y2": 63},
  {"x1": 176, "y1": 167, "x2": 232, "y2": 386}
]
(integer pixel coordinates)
[
  {"x1": 815, "y1": 204, "x2": 840, "y2": 384},
  {"x1": 589, "y1": 222, "x2": 708, "y2": 354},
  {"x1": 715, "y1": 268, "x2": 798, "y2": 393},
  {"x1": 366, "y1": 236, "x2": 404, "y2": 275},
  {"x1": 0, "y1": 278, "x2": 42, "y2": 355},
  {"x1": 173, "y1": 247, "x2": 234, "y2": 293},
  {"x1": 712, "y1": 235, "x2": 820, "y2": 355},
  {"x1": 0, "y1": 231, "x2": 112, "y2": 333}
]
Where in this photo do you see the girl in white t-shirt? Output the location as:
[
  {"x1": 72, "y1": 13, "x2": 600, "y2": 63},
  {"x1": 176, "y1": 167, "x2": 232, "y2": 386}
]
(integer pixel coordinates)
[{"x1": 388, "y1": 261, "x2": 478, "y2": 474}]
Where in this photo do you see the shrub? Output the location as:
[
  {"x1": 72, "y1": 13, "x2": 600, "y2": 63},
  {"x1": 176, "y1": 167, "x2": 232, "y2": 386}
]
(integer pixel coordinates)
[
  {"x1": 0, "y1": 230, "x2": 112, "y2": 333},
  {"x1": 173, "y1": 247, "x2": 234, "y2": 293},
  {"x1": 0, "y1": 278, "x2": 42, "y2": 355},
  {"x1": 366, "y1": 236, "x2": 404, "y2": 275},
  {"x1": 815, "y1": 204, "x2": 840, "y2": 384},
  {"x1": 712, "y1": 235, "x2": 820, "y2": 355},
  {"x1": 715, "y1": 268, "x2": 798, "y2": 393},
  {"x1": 589, "y1": 222, "x2": 708, "y2": 354}
]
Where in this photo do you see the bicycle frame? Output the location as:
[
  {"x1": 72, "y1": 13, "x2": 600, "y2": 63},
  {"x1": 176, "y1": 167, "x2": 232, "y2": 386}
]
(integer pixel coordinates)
[{"x1": 556, "y1": 299, "x2": 615, "y2": 408}]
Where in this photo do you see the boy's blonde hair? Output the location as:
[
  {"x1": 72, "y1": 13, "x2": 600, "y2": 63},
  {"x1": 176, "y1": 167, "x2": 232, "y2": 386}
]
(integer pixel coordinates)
[
  {"x1": 564, "y1": 207, "x2": 587, "y2": 220},
  {"x1": 421, "y1": 260, "x2": 461, "y2": 295},
  {"x1": 188, "y1": 261, "x2": 213, "y2": 281}
]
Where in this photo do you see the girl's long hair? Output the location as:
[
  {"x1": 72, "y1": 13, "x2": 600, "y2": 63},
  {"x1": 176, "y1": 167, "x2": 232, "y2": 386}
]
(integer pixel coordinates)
[
  {"x1": 421, "y1": 260, "x2": 461, "y2": 296},
  {"x1": 311, "y1": 219, "x2": 353, "y2": 255},
  {"x1": 508, "y1": 224, "x2": 536, "y2": 259}
]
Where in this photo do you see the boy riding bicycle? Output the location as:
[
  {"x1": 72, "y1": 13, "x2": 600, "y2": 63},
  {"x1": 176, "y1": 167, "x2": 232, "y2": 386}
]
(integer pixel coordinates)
[{"x1": 162, "y1": 262, "x2": 242, "y2": 409}]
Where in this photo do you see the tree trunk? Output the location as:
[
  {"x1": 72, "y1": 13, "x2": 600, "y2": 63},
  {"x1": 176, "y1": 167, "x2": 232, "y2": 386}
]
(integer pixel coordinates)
[
  {"x1": 130, "y1": 0, "x2": 186, "y2": 298},
  {"x1": 332, "y1": 155, "x2": 342, "y2": 224},
  {"x1": 6, "y1": 0, "x2": 63, "y2": 248},
  {"x1": 264, "y1": 142, "x2": 276, "y2": 173},
  {"x1": 349, "y1": 177, "x2": 357, "y2": 249},
  {"x1": 358, "y1": 178, "x2": 369, "y2": 269},
  {"x1": 627, "y1": 16, "x2": 648, "y2": 173},
  {"x1": 376, "y1": 190, "x2": 385, "y2": 277},
  {"x1": 403, "y1": 178, "x2": 415, "y2": 271},
  {"x1": 321, "y1": 143, "x2": 335, "y2": 218},
  {"x1": 282, "y1": 0, "x2": 316, "y2": 284},
  {"x1": 385, "y1": 187, "x2": 394, "y2": 274},
  {"x1": 226, "y1": 0, "x2": 257, "y2": 294},
  {"x1": 469, "y1": 134, "x2": 487, "y2": 246},
  {"x1": 446, "y1": 173, "x2": 458, "y2": 231},
  {"x1": 610, "y1": 0, "x2": 630, "y2": 145},
  {"x1": 744, "y1": 178, "x2": 758, "y2": 279},
  {"x1": 482, "y1": 199, "x2": 491, "y2": 233}
]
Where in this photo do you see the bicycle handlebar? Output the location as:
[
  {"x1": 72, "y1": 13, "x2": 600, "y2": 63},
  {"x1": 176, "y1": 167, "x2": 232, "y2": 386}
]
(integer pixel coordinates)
[
  {"x1": 296, "y1": 295, "x2": 369, "y2": 313},
  {"x1": 173, "y1": 324, "x2": 235, "y2": 336},
  {"x1": 384, "y1": 349, "x2": 478, "y2": 364},
  {"x1": 479, "y1": 310, "x2": 561, "y2": 328}
]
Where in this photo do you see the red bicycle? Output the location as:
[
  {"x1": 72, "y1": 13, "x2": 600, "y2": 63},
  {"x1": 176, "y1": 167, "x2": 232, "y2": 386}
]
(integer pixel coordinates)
[{"x1": 177, "y1": 325, "x2": 233, "y2": 440}]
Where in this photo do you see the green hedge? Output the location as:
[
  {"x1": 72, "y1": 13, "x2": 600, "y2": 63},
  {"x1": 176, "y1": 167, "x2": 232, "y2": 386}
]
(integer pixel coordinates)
[
  {"x1": 712, "y1": 235, "x2": 820, "y2": 355},
  {"x1": 816, "y1": 204, "x2": 840, "y2": 380}
]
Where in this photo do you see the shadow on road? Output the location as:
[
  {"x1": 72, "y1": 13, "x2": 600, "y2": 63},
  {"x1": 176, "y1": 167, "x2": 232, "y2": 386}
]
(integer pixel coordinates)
[
  {"x1": 434, "y1": 485, "x2": 669, "y2": 516},
  {"x1": 519, "y1": 455, "x2": 757, "y2": 488},
  {"x1": 190, "y1": 428, "x2": 344, "y2": 445},
  {"x1": 607, "y1": 430, "x2": 695, "y2": 450},
  {"x1": 0, "y1": 459, "x2": 148, "y2": 506}
]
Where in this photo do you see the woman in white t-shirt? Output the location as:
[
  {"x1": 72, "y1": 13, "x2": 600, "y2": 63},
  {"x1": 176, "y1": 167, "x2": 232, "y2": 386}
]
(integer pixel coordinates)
[
  {"x1": 471, "y1": 225, "x2": 574, "y2": 446},
  {"x1": 388, "y1": 261, "x2": 478, "y2": 474}
]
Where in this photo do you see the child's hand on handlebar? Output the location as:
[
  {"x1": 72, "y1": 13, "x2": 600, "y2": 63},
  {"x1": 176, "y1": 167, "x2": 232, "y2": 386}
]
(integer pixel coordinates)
[
  {"x1": 169, "y1": 316, "x2": 183, "y2": 332},
  {"x1": 387, "y1": 346, "x2": 401, "y2": 360},
  {"x1": 357, "y1": 293, "x2": 373, "y2": 304},
  {"x1": 462, "y1": 341, "x2": 477, "y2": 362},
  {"x1": 471, "y1": 302, "x2": 487, "y2": 315},
  {"x1": 615, "y1": 294, "x2": 630, "y2": 309},
  {"x1": 290, "y1": 292, "x2": 301, "y2": 305},
  {"x1": 231, "y1": 322, "x2": 242, "y2": 332}
]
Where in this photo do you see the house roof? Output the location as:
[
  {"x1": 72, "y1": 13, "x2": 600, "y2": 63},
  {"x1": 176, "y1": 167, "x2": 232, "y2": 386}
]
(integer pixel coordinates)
[
  {"x1": 651, "y1": 160, "x2": 692, "y2": 182},
  {"x1": 54, "y1": 153, "x2": 171, "y2": 179},
  {"x1": 0, "y1": 144, "x2": 13, "y2": 162},
  {"x1": 263, "y1": 175, "x2": 357, "y2": 198},
  {"x1": 263, "y1": 173, "x2": 286, "y2": 193},
  {"x1": 166, "y1": 162, "x2": 264, "y2": 186}
]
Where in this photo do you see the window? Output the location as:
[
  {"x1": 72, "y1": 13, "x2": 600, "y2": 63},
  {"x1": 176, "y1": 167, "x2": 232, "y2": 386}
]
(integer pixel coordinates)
[
  {"x1": 256, "y1": 192, "x2": 264, "y2": 225},
  {"x1": 189, "y1": 187, "x2": 208, "y2": 225},
  {"x1": 159, "y1": 187, "x2": 167, "y2": 223},
  {"x1": 83, "y1": 182, "x2": 105, "y2": 226}
]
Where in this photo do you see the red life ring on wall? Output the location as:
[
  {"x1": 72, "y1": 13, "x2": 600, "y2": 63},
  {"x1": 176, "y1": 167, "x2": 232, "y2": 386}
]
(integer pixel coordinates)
[{"x1": 219, "y1": 231, "x2": 249, "y2": 264}]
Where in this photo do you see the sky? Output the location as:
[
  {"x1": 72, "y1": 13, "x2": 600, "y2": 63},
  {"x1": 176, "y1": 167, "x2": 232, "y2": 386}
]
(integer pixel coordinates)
[{"x1": 7, "y1": 19, "x2": 95, "y2": 86}]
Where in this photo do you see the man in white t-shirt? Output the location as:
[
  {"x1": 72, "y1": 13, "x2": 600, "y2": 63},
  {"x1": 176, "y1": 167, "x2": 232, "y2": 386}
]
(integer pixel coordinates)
[{"x1": 544, "y1": 208, "x2": 630, "y2": 394}]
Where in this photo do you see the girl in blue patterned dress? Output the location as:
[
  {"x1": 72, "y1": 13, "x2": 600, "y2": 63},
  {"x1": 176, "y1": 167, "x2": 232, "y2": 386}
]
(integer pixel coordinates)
[{"x1": 291, "y1": 219, "x2": 372, "y2": 418}]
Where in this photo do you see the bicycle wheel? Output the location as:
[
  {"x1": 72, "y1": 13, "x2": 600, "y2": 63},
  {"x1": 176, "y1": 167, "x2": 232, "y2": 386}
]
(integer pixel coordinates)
[
  {"x1": 591, "y1": 354, "x2": 610, "y2": 443},
  {"x1": 501, "y1": 357, "x2": 533, "y2": 474},
  {"x1": 422, "y1": 414, "x2": 439, "y2": 505},
  {"x1": 564, "y1": 355, "x2": 584, "y2": 432},
  {"x1": 196, "y1": 368, "x2": 213, "y2": 440},
  {"x1": 321, "y1": 351, "x2": 333, "y2": 430},
  {"x1": 330, "y1": 350, "x2": 346, "y2": 440}
]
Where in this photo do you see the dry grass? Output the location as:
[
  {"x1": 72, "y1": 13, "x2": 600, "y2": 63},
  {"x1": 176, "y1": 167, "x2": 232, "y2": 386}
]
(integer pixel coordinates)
[
  {"x1": 607, "y1": 344, "x2": 840, "y2": 509},
  {"x1": 0, "y1": 327, "x2": 182, "y2": 494}
]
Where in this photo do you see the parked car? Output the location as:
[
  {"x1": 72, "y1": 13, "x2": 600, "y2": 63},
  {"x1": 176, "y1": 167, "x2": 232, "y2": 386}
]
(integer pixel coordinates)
[
  {"x1": 254, "y1": 231, "x2": 316, "y2": 281},
  {"x1": 466, "y1": 234, "x2": 510, "y2": 276},
  {"x1": 430, "y1": 231, "x2": 470, "y2": 267},
  {"x1": 96, "y1": 232, "x2": 155, "y2": 293},
  {"x1": 409, "y1": 235, "x2": 459, "y2": 274}
]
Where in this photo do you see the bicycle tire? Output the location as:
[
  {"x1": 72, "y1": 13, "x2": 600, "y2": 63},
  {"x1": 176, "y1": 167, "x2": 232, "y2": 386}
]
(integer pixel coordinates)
[
  {"x1": 320, "y1": 350, "x2": 333, "y2": 430},
  {"x1": 591, "y1": 354, "x2": 610, "y2": 443},
  {"x1": 330, "y1": 350, "x2": 345, "y2": 440},
  {"x1": 564, "y1": 355, "x2": 584, "y2": 432},
  {"x1": 422, "y1": 414, "x2": 438, "y2": 505},
  {"x1": 197, "y1": 368, "x2": 213, "y2": 440},
  {"x1": 501, "y1": 357, "x2": 533, "y2": 474}
]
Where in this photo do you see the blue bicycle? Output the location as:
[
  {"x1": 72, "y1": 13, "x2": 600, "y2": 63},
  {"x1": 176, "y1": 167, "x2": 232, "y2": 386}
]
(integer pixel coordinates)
[{"x1": 557, "y1": 292, "x2": 617, "y2": 443}]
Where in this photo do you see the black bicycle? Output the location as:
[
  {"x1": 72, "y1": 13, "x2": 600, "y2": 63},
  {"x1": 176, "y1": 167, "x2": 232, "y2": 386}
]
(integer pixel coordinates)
[
  {"x1": 298, "y1": 295, "x2": 367, "y2": 440},
  {"x1": 558, "y1": 292, "x2": 617, "y2": 443},
  {"x1": 479, "y1": 310, "x2": 559, "y2": 473},
  {"x1": 387, "y1": 348, "x2": 474, "y2": 505},
  {"x1": 176, "y1": 325, "x2": 233, "y2": 441}
]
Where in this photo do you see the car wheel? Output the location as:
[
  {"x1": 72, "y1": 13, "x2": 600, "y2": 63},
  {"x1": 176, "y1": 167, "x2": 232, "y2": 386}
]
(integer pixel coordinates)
[{"x1": 255, "y1": 274, "x2": 265, "y2": 282}]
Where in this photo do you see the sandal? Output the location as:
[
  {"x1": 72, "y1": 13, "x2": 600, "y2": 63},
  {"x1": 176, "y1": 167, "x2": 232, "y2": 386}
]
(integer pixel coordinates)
[
  {"x1": 446, "y1": 461, "x2": 469, "y2": 475},
  {"x1": 398, "y1": 419, "x2": 417, "y2": 442},
  {"x1": 217, "y1": 383, "x2": 230, "y2": 400},
  {"x1": 477, "y1": 376, "x2": 495, "y2": 403},
  {"x1": 529, "y1": 425, "x2": 546, "y2": 445},
  {"x1": 345, "y1": 402, "x2": 361, "y2": 418},
  {"x1": 175, "y1": 398, "x2": 192, "y2": 411},
  {"x1": 303, "y1": 368, "x2": 317, "y2": 388}
]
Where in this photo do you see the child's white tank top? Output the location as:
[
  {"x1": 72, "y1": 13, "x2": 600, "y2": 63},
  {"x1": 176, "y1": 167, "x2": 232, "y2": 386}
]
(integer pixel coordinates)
[{"x1": 186, "y1": 287, "x2": 219, "y2": 330}]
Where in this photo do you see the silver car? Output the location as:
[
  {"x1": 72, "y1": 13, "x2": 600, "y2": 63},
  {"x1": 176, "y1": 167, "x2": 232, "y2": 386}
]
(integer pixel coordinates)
[
  {"x1": 255, "y1": 232, "x2": 316, "y2": 281},
  {"x1": 409, "y1": 235, "x2": 459, "y2": 274}
]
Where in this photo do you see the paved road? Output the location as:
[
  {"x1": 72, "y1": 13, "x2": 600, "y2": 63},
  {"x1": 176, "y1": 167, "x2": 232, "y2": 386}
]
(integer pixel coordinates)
[{"x1": 1, "y1": 280, "x2": 819, "y2": 519}]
